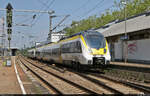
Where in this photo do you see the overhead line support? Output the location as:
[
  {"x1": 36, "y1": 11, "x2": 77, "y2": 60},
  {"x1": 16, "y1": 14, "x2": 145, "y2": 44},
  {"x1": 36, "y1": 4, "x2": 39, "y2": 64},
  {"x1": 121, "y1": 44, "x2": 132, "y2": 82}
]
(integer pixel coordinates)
[{"x1": 0, "y1": 8, "x2": 54, "y2": 14}]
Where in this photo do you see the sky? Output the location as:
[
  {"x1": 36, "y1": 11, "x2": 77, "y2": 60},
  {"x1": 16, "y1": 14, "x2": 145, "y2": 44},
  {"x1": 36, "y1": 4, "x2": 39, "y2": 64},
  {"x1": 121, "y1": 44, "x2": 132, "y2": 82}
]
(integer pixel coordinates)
[{"x1": 0, "y1": 0, "x2": 120, "y2": 49}]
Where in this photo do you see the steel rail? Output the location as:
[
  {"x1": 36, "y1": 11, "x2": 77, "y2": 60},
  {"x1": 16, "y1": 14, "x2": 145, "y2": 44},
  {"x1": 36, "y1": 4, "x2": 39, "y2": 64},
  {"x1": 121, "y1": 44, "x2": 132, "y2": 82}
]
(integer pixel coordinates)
[
  {"x1": 23, "y1": 56, "x2": 124, "y2": 94},
  {"x1": 23, "y1": 56, "x2": 150, "y2": 94},
  {"x1": 74, "y1": 73, "x2": 124, "y2": 94},
  {"x1": 90, "y1": 73, "x2": 150, "y2": 94},
  {"x1": 20, "y1": 56, "x2": 98, "y2": 94},
  {"x1": 18, "y1": 58, "x2": 62, "y2": 94}
]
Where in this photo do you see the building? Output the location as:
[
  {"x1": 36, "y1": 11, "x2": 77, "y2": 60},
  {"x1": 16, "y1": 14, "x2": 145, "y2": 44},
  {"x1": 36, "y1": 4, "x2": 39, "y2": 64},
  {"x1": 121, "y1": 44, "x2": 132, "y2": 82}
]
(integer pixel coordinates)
[
  {"x1": 51, "y1": 30, "x2": 66, "y2": 42},
  {"x1": 0, "y1": 47, "x2": 18, "y2": 56},
  {"x1": 96, "y1": 12, "x2": 150, "y2": 63}
]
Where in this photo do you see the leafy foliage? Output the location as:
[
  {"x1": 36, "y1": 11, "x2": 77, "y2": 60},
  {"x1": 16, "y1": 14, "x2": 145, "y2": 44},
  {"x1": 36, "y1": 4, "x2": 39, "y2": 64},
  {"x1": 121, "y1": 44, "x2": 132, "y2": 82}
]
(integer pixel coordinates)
[{"x1": 64, "y1": 0, "x2": 150, "y2": 36}]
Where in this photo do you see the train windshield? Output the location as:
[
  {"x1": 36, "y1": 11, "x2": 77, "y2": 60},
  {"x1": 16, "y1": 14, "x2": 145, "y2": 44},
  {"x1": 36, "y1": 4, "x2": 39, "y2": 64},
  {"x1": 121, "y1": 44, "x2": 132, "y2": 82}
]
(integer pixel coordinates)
[{"x1": 84, "y1": 32, "x2": 106, "y2": 49}]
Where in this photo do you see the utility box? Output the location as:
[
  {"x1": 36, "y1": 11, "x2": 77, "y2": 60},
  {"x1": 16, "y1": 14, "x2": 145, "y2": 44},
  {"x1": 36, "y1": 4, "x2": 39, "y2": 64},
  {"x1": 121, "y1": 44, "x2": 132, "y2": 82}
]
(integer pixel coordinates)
[{"x1": 6, "y1": 59, "x2": 11, "y2": 66}]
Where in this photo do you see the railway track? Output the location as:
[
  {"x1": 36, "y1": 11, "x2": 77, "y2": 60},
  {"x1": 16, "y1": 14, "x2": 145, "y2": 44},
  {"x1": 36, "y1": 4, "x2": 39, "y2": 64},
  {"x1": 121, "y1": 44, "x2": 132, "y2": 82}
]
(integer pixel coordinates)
[
  {"x1": 19, "y1": 56, "x2": 121, "y2": 94},
  {"x1": 109, "y1": 63, "x2": 150, "y2": 73},
  {"x1": 89, "y1": 73, "x2": 150, "y2": 94},
  {"x1": 19, "y1": 56, "x2": 148, "y2": 94},
  {"x1": 18, "y1": 58, "x2": 62, "y2": 94},
  {"x1": 103, "y1": 67, "x2": 150, "y2": 83},
  {"x1": 56, "y1": 66, "x2": 147, "y2": 94},
  {"x1": 18, "y1": 56, "x2": 101, "y2": 94},
  {"x1": 72, "y1": 70, "x2": 150, "y2": 94}
]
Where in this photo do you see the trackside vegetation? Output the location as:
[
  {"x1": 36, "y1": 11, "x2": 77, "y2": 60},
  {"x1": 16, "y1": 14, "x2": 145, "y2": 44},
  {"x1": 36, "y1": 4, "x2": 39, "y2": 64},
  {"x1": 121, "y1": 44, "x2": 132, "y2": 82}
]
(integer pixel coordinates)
[{"x1": 64, "y1": 0, "x2": 150, "y2": 36}]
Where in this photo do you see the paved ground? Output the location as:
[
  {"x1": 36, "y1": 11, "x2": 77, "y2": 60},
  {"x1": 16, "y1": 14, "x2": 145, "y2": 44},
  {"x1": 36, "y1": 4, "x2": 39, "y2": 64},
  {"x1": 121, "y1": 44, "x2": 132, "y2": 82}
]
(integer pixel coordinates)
[
  {"x1": 0, "y1": 57, "x2": 22, "y2": 94},
  {"x1": 0, "y1": 56, "x2": 49, "y2": 94}
]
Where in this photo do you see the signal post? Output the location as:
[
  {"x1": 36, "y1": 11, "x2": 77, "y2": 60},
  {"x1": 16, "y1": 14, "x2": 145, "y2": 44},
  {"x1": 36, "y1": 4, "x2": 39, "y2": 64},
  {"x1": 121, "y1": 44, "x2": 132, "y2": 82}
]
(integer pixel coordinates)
[{"x1": 5, "y1": 3, "x2": 13, "y2": 66}]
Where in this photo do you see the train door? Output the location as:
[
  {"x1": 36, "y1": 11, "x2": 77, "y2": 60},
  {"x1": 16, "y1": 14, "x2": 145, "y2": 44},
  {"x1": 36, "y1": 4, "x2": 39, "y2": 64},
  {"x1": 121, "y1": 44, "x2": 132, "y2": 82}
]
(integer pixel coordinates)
[{"x1": 59, "y1": 44, "x2": 63, "y2": 63}]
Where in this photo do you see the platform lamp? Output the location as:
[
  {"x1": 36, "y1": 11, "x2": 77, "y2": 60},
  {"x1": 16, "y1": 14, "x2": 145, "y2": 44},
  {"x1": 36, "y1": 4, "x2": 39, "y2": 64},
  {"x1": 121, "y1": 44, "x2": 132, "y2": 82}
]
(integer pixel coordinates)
[{"x1": 122, "y1": 0, "x2": 128, "y2": 63}]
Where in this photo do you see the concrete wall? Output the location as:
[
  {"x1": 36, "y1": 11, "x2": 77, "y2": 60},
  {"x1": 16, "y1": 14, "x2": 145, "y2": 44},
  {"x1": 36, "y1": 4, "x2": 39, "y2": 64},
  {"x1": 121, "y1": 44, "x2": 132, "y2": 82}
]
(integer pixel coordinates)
[
  {"x1": 114, "y1": 38, "x2": 150, "y2": 62},
  {"x1": 114, "y1": 40, "x2": 123, "y2": 60}
]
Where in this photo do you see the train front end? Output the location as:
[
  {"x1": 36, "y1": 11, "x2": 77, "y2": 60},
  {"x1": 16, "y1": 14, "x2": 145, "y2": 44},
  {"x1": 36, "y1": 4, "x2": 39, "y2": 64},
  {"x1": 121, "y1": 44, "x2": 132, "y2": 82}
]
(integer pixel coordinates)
[{"x1": 81, "y1": 30, "x2": 111, "y2": 67}]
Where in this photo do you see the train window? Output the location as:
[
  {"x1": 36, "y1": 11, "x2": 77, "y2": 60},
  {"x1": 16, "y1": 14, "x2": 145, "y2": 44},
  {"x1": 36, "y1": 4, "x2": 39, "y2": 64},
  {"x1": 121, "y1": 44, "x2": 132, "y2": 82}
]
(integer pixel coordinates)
[
  {"x1": 71, "y1": 42, "x2": 76, "y2": 53},
  {"x1": 62, "y1": 43, "x2": 68, "y2": 53},
  {"x1": 51, "y1": 48, "x2": 60, "y2": 56},
  {"x1": 73, "y1": 42, "x2": 76, "y2": 48},
  {"x1": 84, "y1": 33, "x2": 106, "y2": 49},
  {"x1": 36, "y1": 51, "x2": 40, "y2": 55},
  {"x1": 69, "y1": 42, "x2": 73, "y2": 52},
  {"x1": 64, "y1": 44, "x2": 67, "y2": 48},
  {"x1": 66, "y1": 43, "x2": 70, "y2": 48},
  {"x1": 49, "y1": 49, "x2": 52, "y2": 56},
  {"x1": 52, "y1": 49, "x2": 56, "y2": 55},
  {"x1": 70, "y1": 42, "x2": 74, "y2": 48},
  {"x1": 61, "y1": 41, "x2": 82, "y2": 53},
  {"x1": 76, "y1": 41, "x2": 80, "y2": 47},
  {"x1": 76, "y1": 41, "x2": 82, "y2": 53},
  {"x1": 56, "y1": 48, "x2": 60, "y2": 55}
]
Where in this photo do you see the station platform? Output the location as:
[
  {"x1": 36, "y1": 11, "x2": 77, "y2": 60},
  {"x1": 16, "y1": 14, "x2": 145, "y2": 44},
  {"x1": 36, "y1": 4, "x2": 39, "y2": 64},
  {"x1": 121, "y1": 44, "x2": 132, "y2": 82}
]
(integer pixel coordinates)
[
  {"x1": 0, "y1": 57, "x2": 22, "y2": 94},
  {"x1": 0, "y1": 56, "x2": 49, "y2": 94},
  {"x1": 110, "y1": 62, "x2": 150, "y2": 73},
  {"x1": 110, "y1": 62, "x2": 150, "y2": 68}
]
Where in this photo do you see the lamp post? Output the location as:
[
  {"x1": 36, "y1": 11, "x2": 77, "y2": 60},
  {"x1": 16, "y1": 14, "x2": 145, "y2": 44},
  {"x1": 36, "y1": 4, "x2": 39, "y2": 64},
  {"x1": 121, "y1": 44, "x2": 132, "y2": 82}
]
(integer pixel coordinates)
[
  {"x1": 122, "y1": 0, "x2": 128, "y2": 63},
  {"x1": 47, "y1": 10, "x2": 56, "y2": 41}
]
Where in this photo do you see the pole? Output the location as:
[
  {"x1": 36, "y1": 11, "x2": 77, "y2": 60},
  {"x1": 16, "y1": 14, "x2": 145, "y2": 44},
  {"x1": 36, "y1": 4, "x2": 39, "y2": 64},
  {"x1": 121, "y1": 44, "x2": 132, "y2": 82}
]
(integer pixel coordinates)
[
  {"x1": 49, "y1": 14, "x2": 52, "y2": 41},
  {"x1": 47, "y1": 12, "x2": 56, "y2": 41},
  {"x1": 8, "y1": 35, "x2": 11, "y2": 56},
  {"x1": 124, "y1": 0, "x2": 128, "y2": 63},
  {"x1": 0, "y1": 8, "x2": 54, "y2": 14},
  {"x1": 2, "y1": 17, "x2": 5, "y2": 57},
  {"x1": 47, "y1": 14, "x2": 69, "y2": 41}
]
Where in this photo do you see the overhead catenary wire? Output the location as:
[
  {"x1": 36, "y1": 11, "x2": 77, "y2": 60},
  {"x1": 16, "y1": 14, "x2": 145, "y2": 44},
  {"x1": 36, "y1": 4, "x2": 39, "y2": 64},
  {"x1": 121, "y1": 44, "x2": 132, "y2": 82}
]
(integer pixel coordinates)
[
  {"x1": 37, "y1": 0, "x2": 50, "y2": 8},
  {"x1": 52, "y1": 15, "x2": 70, "y2": 31},
  {"x1": 63, "y1": 0, "x2": 90, "y2": 26},
  {"x1": 95, "y1": 4, "x2": 114, "y2": 16},
  {"x1": 61, "y1": 0, "x2": 117, "y2": 32},
  {"x1": 15, "y1": 15, "x2": 36, "y2": 26},
  {"x1": 11, "y1": 0, "x2": 55, "y2": 48},
  {"x1": 30, "y1": 0, "x2": 50, "y2": 27},
  {"x1": 78, "y1": 0, "x2": 105, "y2": 20},
  {"x1": 62, "y1": 0, "x2": 105, "y2": 30},
  {"x1": 31, "y1": 0, "x2": 55, "y2": 27},
  {"x1": 71, "y1": 0, "x2": 90, "y2": 15},
  {"x1": 63, "y1": 0, "x2": 105, "y2": 27}
]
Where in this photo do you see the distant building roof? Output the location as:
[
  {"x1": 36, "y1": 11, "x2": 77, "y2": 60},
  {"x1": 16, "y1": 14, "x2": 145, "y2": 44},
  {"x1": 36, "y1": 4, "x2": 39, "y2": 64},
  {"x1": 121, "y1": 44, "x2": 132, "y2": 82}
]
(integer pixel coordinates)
[
  {"x1": 52, "y1": 30, "x2": 66, "y2": 34},
  {"x1": 96, "y1": 12, "x2": 150, "y2": 37}
]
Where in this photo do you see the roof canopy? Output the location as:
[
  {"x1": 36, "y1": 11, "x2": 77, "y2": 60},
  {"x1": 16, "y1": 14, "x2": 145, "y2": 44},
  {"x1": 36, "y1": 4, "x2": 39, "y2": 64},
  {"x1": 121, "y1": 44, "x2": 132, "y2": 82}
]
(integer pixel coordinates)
[{"x1": 96, "y1": 12, "x2": 150, "y2": 37}]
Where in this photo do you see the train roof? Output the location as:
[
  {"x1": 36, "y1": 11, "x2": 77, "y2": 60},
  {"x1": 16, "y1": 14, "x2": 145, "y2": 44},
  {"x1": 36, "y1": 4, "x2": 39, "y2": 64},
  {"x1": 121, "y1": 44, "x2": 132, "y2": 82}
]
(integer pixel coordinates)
[
  {"x1": 36, "y1": 41, "x2": 53, "y2": 48},
  {"x1": 58, "y1": 29, "x2": 103, "y2": 42},
  {"x1": 29, "y1": 30, "x2": 103, "y2": 50}
]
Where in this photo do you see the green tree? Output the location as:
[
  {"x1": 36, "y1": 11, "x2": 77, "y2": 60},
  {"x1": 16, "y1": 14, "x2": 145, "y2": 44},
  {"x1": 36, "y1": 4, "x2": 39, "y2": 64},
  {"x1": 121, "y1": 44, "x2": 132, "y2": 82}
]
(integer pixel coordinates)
[{"x1": 64, "y1": 0, "x2": 150, "y2": 36}]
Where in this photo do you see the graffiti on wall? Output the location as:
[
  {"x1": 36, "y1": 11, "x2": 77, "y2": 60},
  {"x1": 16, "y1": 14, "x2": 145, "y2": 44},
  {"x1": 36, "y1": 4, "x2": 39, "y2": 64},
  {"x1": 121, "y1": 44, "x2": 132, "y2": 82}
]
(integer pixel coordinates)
[{"x1": 128, "y1": 41, "x2": 137, "y2": 54}]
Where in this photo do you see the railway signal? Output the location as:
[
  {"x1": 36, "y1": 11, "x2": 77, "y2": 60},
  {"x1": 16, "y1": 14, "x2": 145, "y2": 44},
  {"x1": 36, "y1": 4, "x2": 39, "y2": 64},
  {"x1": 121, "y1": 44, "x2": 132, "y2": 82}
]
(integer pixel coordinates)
[
  {"x1": 6, "y1": 3, "x2": 13, "y2": 28},
  {"x1": 6, "y1": 3, "x2": 13, "y2": 51},
  {"x1": 5, "y1": 3, "x2": 13, "y2": 63},
  {"x1": 7, "y1": 28, "x2": 12, "y2": 34}
]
